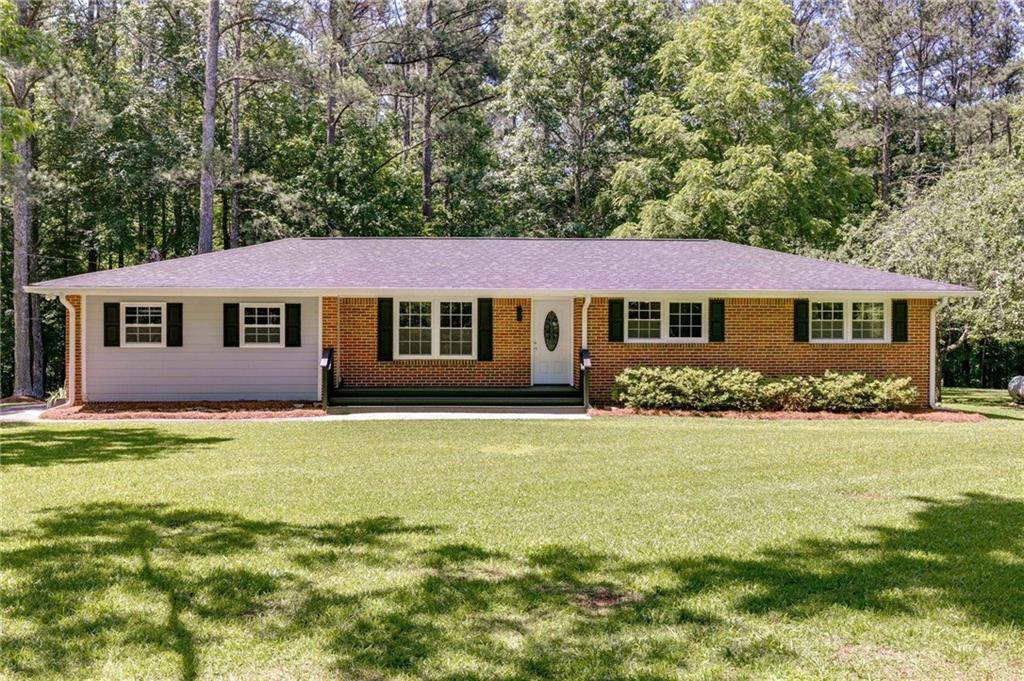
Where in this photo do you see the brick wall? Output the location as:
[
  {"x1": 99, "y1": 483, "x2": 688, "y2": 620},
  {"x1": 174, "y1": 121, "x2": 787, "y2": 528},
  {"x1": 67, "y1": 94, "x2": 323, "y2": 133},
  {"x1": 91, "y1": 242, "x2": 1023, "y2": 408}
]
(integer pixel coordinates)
[
  {"x1": 584, "y1": 297, "x2": 935, "y2": 407},
  {"x1": 65, "y1": 294, "x2": 83, "y2": 405},
  {"x1": 319, "y1": 296, "x2": 935, "y2": 406},
  {"x1": 323, "y1": 297, "x2": 533, "y2": 388}
]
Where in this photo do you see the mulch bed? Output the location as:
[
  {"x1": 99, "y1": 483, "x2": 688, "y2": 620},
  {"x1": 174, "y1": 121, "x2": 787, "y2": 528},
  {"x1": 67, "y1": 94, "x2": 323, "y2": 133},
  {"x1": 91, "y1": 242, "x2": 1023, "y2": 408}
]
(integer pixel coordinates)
[
  {"x1": 589, "y1": 407, "x2": 986, "y2": 422},
  {"x1": 41, "y1": 401, "x2": 325, "y2": 420}
]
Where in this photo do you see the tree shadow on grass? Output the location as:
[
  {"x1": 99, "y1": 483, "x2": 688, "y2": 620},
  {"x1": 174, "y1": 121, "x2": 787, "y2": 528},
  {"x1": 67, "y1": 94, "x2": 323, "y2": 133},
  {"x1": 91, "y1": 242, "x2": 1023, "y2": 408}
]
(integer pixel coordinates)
[
  {"x1": 2, "y1": 493, "x2": 1021, "y2": 679},
  {"x1": 0, "y1": 503, "x2": 437, "y2": 679},
  {"x1": 0, "y1": 426, "x2": 231, "y2": 467}
]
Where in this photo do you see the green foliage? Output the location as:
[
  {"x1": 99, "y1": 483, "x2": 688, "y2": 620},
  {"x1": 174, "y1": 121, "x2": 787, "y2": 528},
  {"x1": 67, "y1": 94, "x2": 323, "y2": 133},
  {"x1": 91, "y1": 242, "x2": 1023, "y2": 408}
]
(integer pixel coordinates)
[
  {"x1": 609, "y1": 0, "x2": 871, "y2": 249},
  {"x1": 495, "y1": 0, "x2": 668, "y2": 235},
  {"x1": 840, "y1": 156, "x2": 1024, "y2": 349},
  {"x1": 612, "y1": 366, "x2": 918, "y2": 412}
]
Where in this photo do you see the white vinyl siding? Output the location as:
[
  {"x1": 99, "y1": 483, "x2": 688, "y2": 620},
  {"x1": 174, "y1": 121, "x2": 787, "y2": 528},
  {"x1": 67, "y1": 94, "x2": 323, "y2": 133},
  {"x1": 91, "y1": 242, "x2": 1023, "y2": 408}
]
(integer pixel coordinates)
[{"x1": 85, "y1": 296, "x2": 317, "y2": 401}]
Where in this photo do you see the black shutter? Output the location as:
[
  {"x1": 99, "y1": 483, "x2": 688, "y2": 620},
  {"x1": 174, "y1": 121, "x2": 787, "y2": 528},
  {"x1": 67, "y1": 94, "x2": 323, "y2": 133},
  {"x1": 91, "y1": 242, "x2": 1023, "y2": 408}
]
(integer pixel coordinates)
[
  {"x1": 608, "y1": 298, "x2": 624, "y2": 342},
  {"x1": 709, "y1": 299, "x2": 725, "y2": 342},
  {"x1": 377, "y1": 298, "x2": 393, "y2": 361},
  {"x1": 892, "y1": 299, "x2": 908, "y2": 342},
  {"x1": 477, "y1": 298, "x2": 493, "y2": 361},
  {"x1": 223, "y1": 303, "x2": 240, "y2": 347},
  {"x1": 285, "y1": 303, "x2": 301, "y2": 347},
  {"x1": 103, "y1": 302, "x2": 120, "y2": 347},
  {"x1": 793, "y1": 299, "x2": 809, "y2": 343},
  {"x1": 167, "y1": 303, "x2": 183, "y2": 347}
]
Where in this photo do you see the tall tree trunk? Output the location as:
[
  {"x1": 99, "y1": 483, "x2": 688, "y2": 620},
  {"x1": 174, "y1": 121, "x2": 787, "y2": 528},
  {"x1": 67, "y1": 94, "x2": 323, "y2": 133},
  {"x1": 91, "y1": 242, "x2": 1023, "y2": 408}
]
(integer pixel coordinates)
[
  {"x1": 10, "y1": 128, "x2": 40, "y2": 398},
  {"x1": 198, "y1": 0, "x2": 220, "y2": 254},
  {"x1": 9, "y1": 1, "x2": 42, "y2": 399},
  {"x1": 29, "y1": 219, "x2": 43, "y2": 396},
  {"x1": 421, "y1": 0, "x2": 434, "y2": 222},
  {"x1": 880, "y1": 67, "x2": 893, "y2": 204},
  {"x1": 221, "y1": 191, "x2": 230, "y2": 248},
  {"x1": 326, "y1": 0, "x2": 338, "y2": 146},
  {"x1": 229, "y1": 68, "x2": 241, "y2": 248}
]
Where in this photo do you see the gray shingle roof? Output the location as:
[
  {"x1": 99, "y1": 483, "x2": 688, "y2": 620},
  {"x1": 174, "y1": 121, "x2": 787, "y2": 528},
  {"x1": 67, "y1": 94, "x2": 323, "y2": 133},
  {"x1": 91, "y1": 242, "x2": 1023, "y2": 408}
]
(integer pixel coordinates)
[{"x1": 27, "y1": 237, "x2": 975, "y2": 295}]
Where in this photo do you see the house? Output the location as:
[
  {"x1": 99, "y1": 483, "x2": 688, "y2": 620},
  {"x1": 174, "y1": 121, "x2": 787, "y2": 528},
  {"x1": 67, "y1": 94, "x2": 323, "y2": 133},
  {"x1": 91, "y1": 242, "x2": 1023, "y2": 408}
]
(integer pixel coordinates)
[{"x1": 26, "y1": 237, "x2": 975, "y2": 409}]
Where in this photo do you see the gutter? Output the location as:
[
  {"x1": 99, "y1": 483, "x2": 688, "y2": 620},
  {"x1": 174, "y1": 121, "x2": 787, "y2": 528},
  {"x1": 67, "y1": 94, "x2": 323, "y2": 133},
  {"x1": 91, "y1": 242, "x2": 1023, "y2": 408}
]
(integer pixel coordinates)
[
  {"x1": 23, "y1": 286, "x2": 981, "y2": 299},
  {"x1": 929, "y1": 299, "x2": 943, "y2": 408},
  {"x1": 56, "y1": 294, "x2": 76, "y2": 407}
]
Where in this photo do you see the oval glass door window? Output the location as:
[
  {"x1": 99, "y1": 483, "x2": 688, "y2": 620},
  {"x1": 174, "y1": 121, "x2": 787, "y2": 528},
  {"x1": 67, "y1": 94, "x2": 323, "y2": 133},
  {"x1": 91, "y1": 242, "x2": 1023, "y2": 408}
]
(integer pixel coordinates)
[{"x1": 543, "y1": 311, "x2": 560, "y2": 351}]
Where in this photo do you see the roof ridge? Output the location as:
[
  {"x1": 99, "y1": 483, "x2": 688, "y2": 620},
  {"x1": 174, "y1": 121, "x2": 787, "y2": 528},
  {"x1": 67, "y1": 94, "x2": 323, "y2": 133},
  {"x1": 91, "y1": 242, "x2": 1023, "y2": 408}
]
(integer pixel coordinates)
[{"x1": 299, "y1": 236, "x2": 715, "y2": 242}]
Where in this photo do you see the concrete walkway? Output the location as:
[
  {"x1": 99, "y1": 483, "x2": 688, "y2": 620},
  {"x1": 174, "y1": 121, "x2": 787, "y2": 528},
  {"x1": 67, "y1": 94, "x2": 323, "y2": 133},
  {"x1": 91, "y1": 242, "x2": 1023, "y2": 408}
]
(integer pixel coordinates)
[{"x1": 0, "y1": 403, "x2": 47, "y2": 423}]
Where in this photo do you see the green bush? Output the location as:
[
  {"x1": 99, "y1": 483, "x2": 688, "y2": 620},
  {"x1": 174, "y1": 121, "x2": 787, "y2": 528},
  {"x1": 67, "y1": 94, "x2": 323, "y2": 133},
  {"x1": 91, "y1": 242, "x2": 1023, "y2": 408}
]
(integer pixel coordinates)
[{"x1": 611, "y1": 367, "x2": 918, "y2": 412}]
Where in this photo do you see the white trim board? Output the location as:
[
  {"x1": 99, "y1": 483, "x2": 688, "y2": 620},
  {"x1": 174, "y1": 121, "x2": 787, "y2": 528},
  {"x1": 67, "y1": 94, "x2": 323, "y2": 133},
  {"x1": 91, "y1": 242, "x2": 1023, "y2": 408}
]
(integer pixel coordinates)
[{"x1": 29, "y1": 286, "x2": 979, "y2": 299}]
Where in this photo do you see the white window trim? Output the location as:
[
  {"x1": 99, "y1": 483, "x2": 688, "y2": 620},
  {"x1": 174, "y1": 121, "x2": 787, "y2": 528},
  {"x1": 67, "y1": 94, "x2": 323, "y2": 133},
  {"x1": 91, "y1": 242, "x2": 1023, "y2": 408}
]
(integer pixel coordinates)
[
  {"x1": 394, "y1": 298, "x2": 477, "y2": 359},
  {"x1": 240, "y1": 302, "x2": 285, "y2": 348},
  {"x1": 809, "y1": 298, "x2": 891, "y2": 344},
  {"x1": 121, "y1": 302, "x2": 166, "y2": 348},
  {"x1": 624, "y1": 298, "x2": 709, "y2": 344}
]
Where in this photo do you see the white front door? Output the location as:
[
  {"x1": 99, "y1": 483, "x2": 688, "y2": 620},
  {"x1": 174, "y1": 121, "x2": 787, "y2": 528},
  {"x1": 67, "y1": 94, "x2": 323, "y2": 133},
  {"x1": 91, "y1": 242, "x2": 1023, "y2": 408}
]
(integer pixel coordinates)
[{"x1": 532, "y1": 299, "x2": 573, "y2": 385}]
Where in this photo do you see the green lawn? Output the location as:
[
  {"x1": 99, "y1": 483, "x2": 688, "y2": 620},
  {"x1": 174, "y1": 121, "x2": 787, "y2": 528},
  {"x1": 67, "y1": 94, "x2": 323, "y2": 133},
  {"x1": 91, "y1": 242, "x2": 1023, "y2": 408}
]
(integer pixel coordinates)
[
  {"x1": 2, "y1": 392, "x2": 1022, "y2": 680},
  {"x1": 940, "y1": 386, "x2": 1024, "y2": 421}
]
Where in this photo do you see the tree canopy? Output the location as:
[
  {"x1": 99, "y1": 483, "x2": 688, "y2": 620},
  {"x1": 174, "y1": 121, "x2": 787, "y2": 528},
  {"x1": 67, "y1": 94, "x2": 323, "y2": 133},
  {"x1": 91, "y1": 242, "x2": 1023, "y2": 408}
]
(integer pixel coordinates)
[
  {"x1": 1, "y1": 0, "x2": 1022, "y2": 396},
  {"x1": 610, "y1": 0, "x2": 871, "y2": 249}
]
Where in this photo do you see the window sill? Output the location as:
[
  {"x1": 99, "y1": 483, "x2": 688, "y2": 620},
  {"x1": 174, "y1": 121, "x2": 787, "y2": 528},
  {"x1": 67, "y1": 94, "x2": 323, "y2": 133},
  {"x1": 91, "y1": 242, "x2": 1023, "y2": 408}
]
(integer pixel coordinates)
[
  {"x1": 809, "y1": 339, "x2": 891, "y2": 345},
  {"x1": 624, "y1": 338, "x2": 708, "y2": 345}
]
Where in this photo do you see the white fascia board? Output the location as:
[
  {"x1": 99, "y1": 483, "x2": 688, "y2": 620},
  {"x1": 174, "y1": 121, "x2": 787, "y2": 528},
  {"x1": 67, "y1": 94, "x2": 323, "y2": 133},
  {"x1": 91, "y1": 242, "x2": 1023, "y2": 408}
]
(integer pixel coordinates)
[{"x1": 23, "y1": 286, "x2": 980, "y2": 299}]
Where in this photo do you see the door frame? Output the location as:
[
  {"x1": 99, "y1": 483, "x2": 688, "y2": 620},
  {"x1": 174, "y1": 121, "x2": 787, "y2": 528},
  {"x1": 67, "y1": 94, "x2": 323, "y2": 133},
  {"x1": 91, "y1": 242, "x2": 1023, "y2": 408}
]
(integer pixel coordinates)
[{"x1": 530, "y1": 298, "x2": 574, "y2": 385}]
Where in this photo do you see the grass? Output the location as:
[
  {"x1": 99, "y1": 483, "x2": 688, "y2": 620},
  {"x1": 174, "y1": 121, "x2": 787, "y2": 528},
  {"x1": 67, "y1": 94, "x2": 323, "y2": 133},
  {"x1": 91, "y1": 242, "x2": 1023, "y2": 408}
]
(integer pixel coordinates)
[
  {"x1": 940, "y1": 386, "x2": 1024, "y2": 421},
  {"x1": 1, "y1": 390, "x2": 1022, "y2": 680}
]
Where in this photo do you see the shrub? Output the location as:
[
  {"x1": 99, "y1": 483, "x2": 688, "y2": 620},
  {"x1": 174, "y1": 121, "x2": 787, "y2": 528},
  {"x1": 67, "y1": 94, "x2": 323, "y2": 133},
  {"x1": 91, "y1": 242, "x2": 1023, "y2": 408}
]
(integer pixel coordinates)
[{"x1": 611, "y1": 367, "x2": 918, "y2": 412}]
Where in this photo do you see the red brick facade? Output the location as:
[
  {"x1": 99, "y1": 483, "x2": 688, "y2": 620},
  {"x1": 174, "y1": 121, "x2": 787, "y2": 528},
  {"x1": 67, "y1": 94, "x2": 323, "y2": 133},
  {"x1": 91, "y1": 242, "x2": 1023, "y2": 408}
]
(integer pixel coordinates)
[
  {"x1": 323, "y1": 297, "x2": 533, "y2": 388},
  {"x1": 584, "y1": 297, "x2": 935, "y2": 407},
  {"x1": 64, "y1": 294, "x2": 83, "y2": 405},
  {"x1": 320, "y1": 296, "x2": 935, "y2": 406}
]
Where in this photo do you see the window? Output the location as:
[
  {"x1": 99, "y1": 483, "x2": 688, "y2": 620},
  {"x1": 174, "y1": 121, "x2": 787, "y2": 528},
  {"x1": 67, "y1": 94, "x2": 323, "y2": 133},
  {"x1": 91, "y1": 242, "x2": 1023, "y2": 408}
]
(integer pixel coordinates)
[
  {"x1": 242, "y1": 304, "x2": 283, "y2": 347},
  {"x1": 123, "y1": 304, "x2": 165, "y2": 346},
  {"x1": 439, "y1": 301, "x2": 473, "y2": 356},
  {"x1": 811, "y1": 302, "x2": 844, "y2": 340},
  {"x1": 809, "y1": 300, "x2": 890, "y2": 342},
  {"x1": 669, "y1": 302, "x2": 702, "y2": 338},
  {"x1": 627, "y1": 301, "x2": 661, "y2": 339},
  {"x1": 396, "y1": 299, "x2": 474, "y2": 358},
  {"x1": 626, "y1": 299, "x2": 707, "y2": 342},
  {"x1": 852, "y1": 302, "x2": 885, "y2": 340},
  {"x1": 398, "y1": 301, "x2": 432, "y2": 356}
]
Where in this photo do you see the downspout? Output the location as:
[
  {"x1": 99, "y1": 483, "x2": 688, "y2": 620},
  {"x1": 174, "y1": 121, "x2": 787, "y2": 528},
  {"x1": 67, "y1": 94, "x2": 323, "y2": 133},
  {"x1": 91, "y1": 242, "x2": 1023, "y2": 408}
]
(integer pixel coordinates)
[
  {"x1": 582, "y1": 296, "x2": 590, "y2": 350},
  {"x1": 580, "y1": 296, "x2": 592, "y2": 408},
  {"x1": 56, "y1": 294, "x2": 76, "y2": 406}
]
